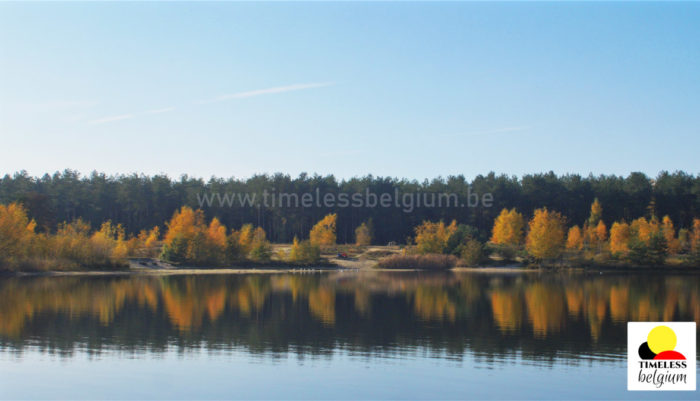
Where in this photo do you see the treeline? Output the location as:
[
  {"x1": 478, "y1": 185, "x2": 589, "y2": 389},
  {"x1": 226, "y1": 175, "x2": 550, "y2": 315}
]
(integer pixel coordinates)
[
  {"x1": 1, "y1": 170, "x2": 699, "y2": 244},
  {"x1": 0, "y1": 202, "x2": 162, "y2": 270},
  {"x1": 0, "y1": 202, "x2": 334, "y2": 270},
  {"x1": 157, "y1": 206, "x2": 329, "y2": 266},
  {"x1": 386, "y1": 199, "x2": 700, "y2": 268},
  {"x1": 2, "y1": 198, "x2": 699, "y2": 270}
]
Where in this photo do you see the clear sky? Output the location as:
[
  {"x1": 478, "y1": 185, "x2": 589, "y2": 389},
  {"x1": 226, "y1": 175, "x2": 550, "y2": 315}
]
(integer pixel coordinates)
[{"x1": 1, "y1": 1, "x2": 698, "y2": 180}]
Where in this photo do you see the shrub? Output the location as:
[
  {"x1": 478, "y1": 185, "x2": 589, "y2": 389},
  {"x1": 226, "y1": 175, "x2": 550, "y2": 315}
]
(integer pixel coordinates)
[
  {"x1": 445, "y1": 224, "x2": 481, "y2": 255},
  {"x1": 160, "y1": 234, "x2": 189, "y2": 264},
  {"x1": 289, "y1": 237, "x2": 321, "y2": 264},
  {"x1": 457, "y1": 238, "x2": 485, "y2": 266},
  {"x1": 628, "y1": 232, "x2": 667, "y2": 266},
  {"x1": 249, "y1": 242, "x2": 272, "y2": 262},
  {"x1": 224, "y1": 233, "x2": 244, "y2": 263},
  {"x1": 414, "y1": 220, "x2": 457, "y2": 254},
  {"x1": 355, "y1": 219, "x2": 373, "y2": 246},
  {"x1": 491, "y1": 243, "x2": 518, "y2": 262}
]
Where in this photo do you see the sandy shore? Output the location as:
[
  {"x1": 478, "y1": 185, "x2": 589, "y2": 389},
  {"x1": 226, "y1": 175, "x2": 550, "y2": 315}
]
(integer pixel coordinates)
[{"x1": 10, "y1": 265, "x2": 536, "y2": 277}]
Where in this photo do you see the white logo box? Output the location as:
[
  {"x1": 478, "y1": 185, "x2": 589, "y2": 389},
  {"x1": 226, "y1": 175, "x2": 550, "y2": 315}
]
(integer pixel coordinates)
[{"x1": 628, "y1": 321, "x2": 696, "y2": 391}]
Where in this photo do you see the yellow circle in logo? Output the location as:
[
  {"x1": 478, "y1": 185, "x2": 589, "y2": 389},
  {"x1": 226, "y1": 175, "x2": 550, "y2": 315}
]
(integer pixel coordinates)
[{"x1": 647, "y1": 325, "x2": 677, "y2": 354}]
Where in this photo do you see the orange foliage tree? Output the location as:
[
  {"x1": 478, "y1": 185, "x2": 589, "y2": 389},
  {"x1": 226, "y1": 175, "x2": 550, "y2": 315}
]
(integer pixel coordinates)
[
  {"x1": 630, "y1": 217, "x2": 660, "y2": 245},
  {"x1": 609, "y1": 221, "x2": 631, "y2": 256},
  {"x1": 583, "y1": 199, "x2": 606, "y2": 252},
  {"x1": 1, "y1": 202, "x2": 132, "y2": 270},
  {"x1": 207, "y1": 218, "x2": 228, "y2": 249},
  {"x1": 163, "y1": 206, "x2": 207, "y2": 244},
  {"x1": 144, "y1": 227, "x2": 160, "y2": 248},
  {"x1": 566, "y1": 225, "x2": 583, "y2": 250},
  {"x1": 661, "y1": 216, "x2": 680, "y2": 254},
  {"x1": 691, "y1": 218, "x2": 700, "y2": 259},
  {"x1": 595, "y1": 221, "x2": 607, "y2": 244},
  {"x1": 161, "y1": 207, "x2": 224, "y2": 265}
]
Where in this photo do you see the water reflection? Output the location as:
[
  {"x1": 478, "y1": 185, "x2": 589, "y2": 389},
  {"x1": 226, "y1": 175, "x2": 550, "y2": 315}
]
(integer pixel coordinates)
[{"x1": 0, "y1": 272, "x2": 698, "y2": 364}]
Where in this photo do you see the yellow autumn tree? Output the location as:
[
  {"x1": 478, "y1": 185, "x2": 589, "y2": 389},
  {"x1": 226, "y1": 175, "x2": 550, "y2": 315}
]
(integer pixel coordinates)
[
  {"x1": 588, "y1": 198, "x2": 603, "y2": 226},
  {"x1": 490, "y1": 208, "x2": 525, "y2": 246},
  {"x1": 584, "y1": 221, "x2": 608, "y2": 251},
  {"x1": 52, "y1": 219, "x2": 93, "y2": 263},
  {"x1": 289, "y1": 236, "x2": 302, "y2": 261},
  {"x1": 144, "y1": 226, "x2": 160, "y2": 248},
  {"x1": 582, "y1": 199, "x2": 606, "y2": 251},
  {"x1": 590, "y1": 220, "x2": 608, "y2": 253},
  {"x1": 355, "y1": 219, "x2": 373, "y2": 246},
  {"x1": 90, "y1": 221, "x2": 128, "y2": 261},
  {"x1": 414, "y1": 220, "x2": 457, "y2": 254},
  {"x1": 609, "y1": 221, "x2": 631, "y2": 255},
  {"x1": 252, "y1": 226, "x2": 267, "y2": 244},
  {"x1": 566, "y1": 225, "x2": 583, "y2": 250},
  {"x1": 237, "y1": 224, "x2": 255, "y2": 254},
  {"x1": 309, "y1": 213, "x2": 337, "y2": 246},
  {"x1": 526, "y1": 208, "x2": 566, "y2": 260},
  {"x1": 134, "y1": 226, "x2": 161, "y2": 257},
  {"x1": 163, "y1": 206, "x2": 207, "y2": 244},
  {"x1": 661, "y1": 216, "x2": 680, "y2": 254},
  {"x1": 691, "y1": 218, "x2": 700, "y2": 255},
  {"x1": 160, "y1": 206, "x2": 216, "y2": 264},
  {"x1": 0, "y1": 203, "x2": 37, "y2": 266}
]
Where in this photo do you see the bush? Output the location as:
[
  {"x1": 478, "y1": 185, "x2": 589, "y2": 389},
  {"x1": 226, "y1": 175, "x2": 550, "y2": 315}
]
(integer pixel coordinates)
[
  {"x1": 160, "y1": 234, "x2": 189, "y2": 264},
  {"x1": 491, "y1": 243, "x2": 518, "y2": 262},
  {"x1": 225, "y1": 234, "x2": 244, "y2": 263},
  {"x1": 628, "y1": 232, "x2": 667, "y2": 266},
  {"x1": 414, "y1": 220, "x2": 457, "y2": 254},
  {"x1": 249, "y1": 242, "x2": 272, "y2": 262},
  {"x1": 355, "y1": 219, "x2": 373, "y2": 246},
  {"x1": 289, "y1": 238, "x2": 321, "y2": 264},
  {"x1": 457, "y1": 238, "x2": 485, "y2": 266},
  {"x1": 445, "y1": 224, "x2": 482, "y2": 255},
  {"x1": 377, "y1": 254, "x2": 457, "y2": 270}
]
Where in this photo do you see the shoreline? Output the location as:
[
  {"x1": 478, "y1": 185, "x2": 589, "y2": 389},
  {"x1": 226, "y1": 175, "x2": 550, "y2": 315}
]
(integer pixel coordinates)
[
  {"x1": 4, "y1": 264, "x2": 700, "y2": 277},
  {"x1": 7, "y1": 267, "x2": 350, "y2": 277}
]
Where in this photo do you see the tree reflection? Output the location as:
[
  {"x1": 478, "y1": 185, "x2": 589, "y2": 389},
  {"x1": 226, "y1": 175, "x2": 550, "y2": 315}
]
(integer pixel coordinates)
[{"x1": 0, "y1": 272, "x2": 698, "y2": 362}]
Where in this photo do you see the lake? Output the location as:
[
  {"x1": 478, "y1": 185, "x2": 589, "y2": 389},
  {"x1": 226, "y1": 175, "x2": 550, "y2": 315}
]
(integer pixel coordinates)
[{"x1": 0, "y1": 271, "x2": 698, "y2": 400}]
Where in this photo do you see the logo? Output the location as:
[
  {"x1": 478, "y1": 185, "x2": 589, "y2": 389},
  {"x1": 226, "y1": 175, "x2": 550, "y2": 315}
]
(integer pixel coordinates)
[
  {"x1": 628, "y1": 322, "x2": 696, "y2": 391},
  {"x1": 638, "y1": 325, "x2": 686, "y2": 361}
]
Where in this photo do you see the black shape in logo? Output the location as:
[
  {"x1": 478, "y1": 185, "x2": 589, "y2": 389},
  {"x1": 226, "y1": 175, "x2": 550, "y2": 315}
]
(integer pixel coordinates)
[{"x1": 638, "y1": 341, "x2": 657, "y2": 360}]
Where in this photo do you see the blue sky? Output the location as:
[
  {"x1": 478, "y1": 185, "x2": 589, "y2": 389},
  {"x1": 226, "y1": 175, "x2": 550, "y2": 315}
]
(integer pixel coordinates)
[{"x1": 1, "y1": 2, "x2": 698, "y2": 180}]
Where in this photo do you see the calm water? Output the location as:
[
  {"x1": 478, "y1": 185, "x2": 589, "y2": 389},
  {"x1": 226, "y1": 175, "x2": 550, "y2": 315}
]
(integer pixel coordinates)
[{"x1": 0, "y1": 271, "x2": 698, "y2": 400}]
